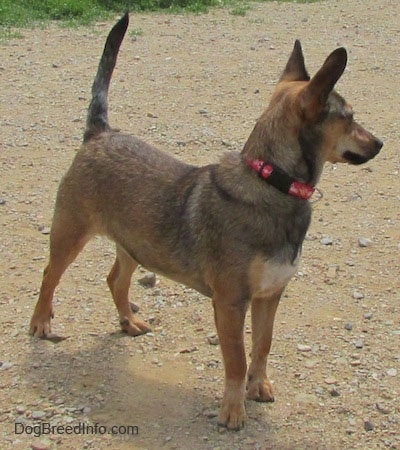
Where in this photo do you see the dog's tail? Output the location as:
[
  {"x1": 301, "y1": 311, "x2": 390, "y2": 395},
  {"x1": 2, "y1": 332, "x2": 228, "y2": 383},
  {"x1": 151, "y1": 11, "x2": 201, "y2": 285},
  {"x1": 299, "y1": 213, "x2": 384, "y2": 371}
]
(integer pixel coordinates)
[{"x1": 84, "y1": 12, "x2": 129, "y2": 142}]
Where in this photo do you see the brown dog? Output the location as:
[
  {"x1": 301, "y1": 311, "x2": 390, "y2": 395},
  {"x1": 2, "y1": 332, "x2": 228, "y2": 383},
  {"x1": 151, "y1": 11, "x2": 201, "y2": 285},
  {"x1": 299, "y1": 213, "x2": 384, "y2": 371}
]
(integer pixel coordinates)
[{"x1": 30, "y1": 13, "x2": 382, "y2": 430}]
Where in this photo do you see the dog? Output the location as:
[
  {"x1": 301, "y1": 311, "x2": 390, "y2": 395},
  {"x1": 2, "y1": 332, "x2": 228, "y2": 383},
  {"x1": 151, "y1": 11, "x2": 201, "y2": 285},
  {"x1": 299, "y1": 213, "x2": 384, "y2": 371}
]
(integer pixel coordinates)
[{"x1": 30, "y1": 13, "x2": 382, "y2": 430}]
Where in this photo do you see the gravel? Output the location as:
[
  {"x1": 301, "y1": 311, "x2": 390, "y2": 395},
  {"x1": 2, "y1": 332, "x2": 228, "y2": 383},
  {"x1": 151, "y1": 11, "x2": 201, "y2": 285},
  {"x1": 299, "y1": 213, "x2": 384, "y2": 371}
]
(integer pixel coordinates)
[{"x1": 1, "y1": 0, "x2": 399, "y2": 449}]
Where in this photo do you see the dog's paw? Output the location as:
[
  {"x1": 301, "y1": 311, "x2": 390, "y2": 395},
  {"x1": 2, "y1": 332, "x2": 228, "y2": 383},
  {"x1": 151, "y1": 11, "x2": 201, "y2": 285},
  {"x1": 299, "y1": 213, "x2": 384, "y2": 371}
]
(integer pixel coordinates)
[
  {"x1": 120, "y1": 317, "x2": 151, "y2": 336},
  {"x1": 218, "y1": 400, "x2": 246, "y2": 431},
  {"x1": 246, "y1": 376, "x2": 275, "y2": 402},
  {"x1": 29, "y1": 317, "x2": 52, "y2": 338}
]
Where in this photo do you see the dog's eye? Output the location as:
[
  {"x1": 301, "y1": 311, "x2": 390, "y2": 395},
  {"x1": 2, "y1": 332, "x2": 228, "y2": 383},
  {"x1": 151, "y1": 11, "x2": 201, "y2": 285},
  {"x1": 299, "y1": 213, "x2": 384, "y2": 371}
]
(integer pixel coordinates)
[{"x1": 342, "y1": 110, "x2": 354, "y2": 121}]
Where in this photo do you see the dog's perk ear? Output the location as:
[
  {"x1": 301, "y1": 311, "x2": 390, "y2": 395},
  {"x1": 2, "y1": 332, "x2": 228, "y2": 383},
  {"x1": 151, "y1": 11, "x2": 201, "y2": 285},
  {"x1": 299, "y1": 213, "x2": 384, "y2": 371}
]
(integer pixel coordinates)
[
  {"x1": 279, "y1": 40, "x2": 310, "y2": 82},
  {"x1": 300, "y1": 47, "x2": 347, "y2": 121}
]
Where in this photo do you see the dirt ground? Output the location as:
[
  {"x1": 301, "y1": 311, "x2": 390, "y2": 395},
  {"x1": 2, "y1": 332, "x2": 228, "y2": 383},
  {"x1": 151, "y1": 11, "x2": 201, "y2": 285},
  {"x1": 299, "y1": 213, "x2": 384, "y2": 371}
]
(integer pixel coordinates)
[{"x1": 1, "y1": 0, "x2": 399, "y2": 448}]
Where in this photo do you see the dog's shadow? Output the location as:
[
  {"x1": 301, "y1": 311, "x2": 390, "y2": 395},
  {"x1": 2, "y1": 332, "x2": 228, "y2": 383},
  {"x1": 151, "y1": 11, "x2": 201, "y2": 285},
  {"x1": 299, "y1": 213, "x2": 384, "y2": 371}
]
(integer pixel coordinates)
[{"x1": 24, "y1": 332, "x2": 218, "y2": 446}]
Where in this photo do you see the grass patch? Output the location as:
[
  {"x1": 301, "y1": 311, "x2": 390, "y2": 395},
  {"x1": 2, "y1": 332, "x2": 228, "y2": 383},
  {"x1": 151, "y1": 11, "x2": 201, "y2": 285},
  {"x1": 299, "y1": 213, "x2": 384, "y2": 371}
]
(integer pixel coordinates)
[
  {"x1": 230, "y1": 4, "x2": 251, "y2": 16},
  {"x1": 0, "y1": 0, "x2": 321, "y2": 40}
]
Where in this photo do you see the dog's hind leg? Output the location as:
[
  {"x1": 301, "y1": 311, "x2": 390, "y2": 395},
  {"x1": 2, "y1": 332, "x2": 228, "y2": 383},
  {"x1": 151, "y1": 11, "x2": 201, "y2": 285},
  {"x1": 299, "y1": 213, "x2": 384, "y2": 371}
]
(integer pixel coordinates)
[
  {"x1": 107, "y1": 245, "x2": 151, "y2": 336},
  {"x1": 246, "y1": 288, "x2": 283, "y2": 402},
  {"x1": 29, "y1": 212, "x2": 91, "y2": 338}
]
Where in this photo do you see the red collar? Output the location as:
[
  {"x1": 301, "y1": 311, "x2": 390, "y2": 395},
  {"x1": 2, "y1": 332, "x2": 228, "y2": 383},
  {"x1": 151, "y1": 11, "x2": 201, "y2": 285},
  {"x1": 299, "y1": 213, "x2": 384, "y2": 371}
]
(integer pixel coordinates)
[{"x1": 246, "y1": 159, "x2": 315, "y2": 200}]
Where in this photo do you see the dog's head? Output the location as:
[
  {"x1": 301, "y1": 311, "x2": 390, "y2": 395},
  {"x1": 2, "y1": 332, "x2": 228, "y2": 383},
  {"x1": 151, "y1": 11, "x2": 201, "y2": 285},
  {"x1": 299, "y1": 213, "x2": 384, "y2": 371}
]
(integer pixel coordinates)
[
  {"x1": 243, "y1": 41, "x2": 383, "y2": 185},
  {"x1": 279, "y1": 40, "x2": 383, "y2": 166}
]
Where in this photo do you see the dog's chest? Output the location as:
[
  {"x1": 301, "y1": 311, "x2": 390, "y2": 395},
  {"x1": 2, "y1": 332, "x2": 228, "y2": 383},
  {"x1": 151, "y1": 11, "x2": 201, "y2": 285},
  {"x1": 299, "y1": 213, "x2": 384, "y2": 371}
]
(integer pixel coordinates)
[{"x1": 249, "y1": 253, "x2": 300, "y2": 297}]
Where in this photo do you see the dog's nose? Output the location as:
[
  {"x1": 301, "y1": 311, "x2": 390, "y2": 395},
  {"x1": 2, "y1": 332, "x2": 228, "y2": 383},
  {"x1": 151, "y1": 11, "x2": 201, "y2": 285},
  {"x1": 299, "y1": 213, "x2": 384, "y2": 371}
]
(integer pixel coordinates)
[{"x1": 375, "y1": 138, "x2": 383, "y2": 152}]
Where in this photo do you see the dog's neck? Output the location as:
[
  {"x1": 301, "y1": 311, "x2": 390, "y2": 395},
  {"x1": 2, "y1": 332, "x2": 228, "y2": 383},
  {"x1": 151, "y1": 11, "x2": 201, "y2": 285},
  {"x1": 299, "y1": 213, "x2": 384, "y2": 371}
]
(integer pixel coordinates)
[
  {"x1": 241, "y1": 117, "x2": 326, "y2": 188},
  {"x1": 246, "y1": 158, "x2": 315, "y2": 200}
]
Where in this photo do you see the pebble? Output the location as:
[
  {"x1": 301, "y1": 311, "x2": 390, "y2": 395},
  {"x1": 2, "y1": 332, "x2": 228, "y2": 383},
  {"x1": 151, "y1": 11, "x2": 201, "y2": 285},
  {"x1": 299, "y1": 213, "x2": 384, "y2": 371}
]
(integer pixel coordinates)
[
  {"x1": 304, "y1": 359, "x2": 318, "y2": 368},
  {"x1": 15, "y1": 405, "x2": 26, "y2": 414},
  {"x1": 344, "y1": 322, "x2": 353, "y2": 331},
  {"x1": 386, "y1": 368, "x2": 397, "y2": 377},
  {"x1": 376, "y1": 402, "x2": 390, "y2": 414},
  {"x1": 353, "y1": 290, "x2": 364, "y2": 300},
  {"x1": 320, "y1": 236, "x2": 333, "y2": 245},
  {"x1": 0, "y1": 362, "x2": 14, "y2": 370},
  {"x1": 179, "y1": 346, "x2": 198, "y2": 354},
  {"x1": 355, "y1": 339, "x2": 364, "y2": 349},
  {"x1": 324, "y1": 377, "x2": 338, "y2": 385},
  {"x1": 31, "y1": 441, "x2": 51, "y2": 450},
  {"x1": 138, "y1": 272, "x2": 156, "y2": 288},
  {"x1": 297, "y1": 344, "x2": 312, "y2": 352},
  {"x1": 207, "y1": 334, "x2": 219, "y2": 345},
  {"x1": 130, "y1": 302, "x2": 140, "y2": 313},
  {"x1": 38, "y1": 226, "x2": 51, "y2": 235},
  {"x1": 329, "y1": 388, "x2": 341, "y2": 397},
  {"x1": 358, "y1": 237, "x2": 372, "y2": 248},
  {"x1": 364, "y1": 313, "x2": 373, "y2": 320},
  {"x1": 326, "y1": 265, "x2": 339, "y2": 278},
  {"x1": 363, "y1": 420, "x2": 375, "y2": 431},
  {"x1": 32, "y1": 410, "x2": 46, "y2": 420}
]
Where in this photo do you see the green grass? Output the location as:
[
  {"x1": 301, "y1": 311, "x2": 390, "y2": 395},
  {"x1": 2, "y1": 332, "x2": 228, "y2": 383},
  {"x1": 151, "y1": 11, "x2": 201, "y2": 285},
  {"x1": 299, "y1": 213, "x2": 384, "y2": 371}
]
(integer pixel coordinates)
[
  {"x1": 0, "y1": 0, "x2": 222, "y2": 29},
  {"x1": 0, "y1": 0, "x2": 320, "y2": 40}
]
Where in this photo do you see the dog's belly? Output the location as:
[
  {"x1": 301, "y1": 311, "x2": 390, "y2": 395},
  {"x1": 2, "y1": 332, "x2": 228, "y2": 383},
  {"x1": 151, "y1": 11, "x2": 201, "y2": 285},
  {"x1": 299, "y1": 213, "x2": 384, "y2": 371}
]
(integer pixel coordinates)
[{"x1": 249, "y1": 254, "x2": 300, "y2": 297}]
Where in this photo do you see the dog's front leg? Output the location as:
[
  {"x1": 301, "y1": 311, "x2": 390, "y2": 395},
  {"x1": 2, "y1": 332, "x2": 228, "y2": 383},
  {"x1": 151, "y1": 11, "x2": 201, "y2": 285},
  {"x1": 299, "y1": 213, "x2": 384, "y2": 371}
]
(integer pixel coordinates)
[
  {"x1": 213, "y1": 295, "x2": 248, "y2": 430},
  {"x1": 246, "y1": 288, "x2": 283, "y2": 402}
]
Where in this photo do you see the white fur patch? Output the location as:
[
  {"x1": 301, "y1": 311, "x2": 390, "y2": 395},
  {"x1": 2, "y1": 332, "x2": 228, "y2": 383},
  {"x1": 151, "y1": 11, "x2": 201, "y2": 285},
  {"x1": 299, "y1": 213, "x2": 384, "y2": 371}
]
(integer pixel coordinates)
[{"x1": 250, "y1": 254, "x2": 300, "y2": 297}]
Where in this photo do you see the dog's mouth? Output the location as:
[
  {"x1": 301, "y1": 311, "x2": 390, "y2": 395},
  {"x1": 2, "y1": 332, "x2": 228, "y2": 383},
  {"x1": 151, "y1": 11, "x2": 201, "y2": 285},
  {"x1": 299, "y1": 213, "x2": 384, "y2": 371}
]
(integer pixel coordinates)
[
  {"x1": 343, "y1": 140, "x2": 383, "y2": 165},
  {"x1": 343, "y1": 151, "x2": 371, "y2": 165}
]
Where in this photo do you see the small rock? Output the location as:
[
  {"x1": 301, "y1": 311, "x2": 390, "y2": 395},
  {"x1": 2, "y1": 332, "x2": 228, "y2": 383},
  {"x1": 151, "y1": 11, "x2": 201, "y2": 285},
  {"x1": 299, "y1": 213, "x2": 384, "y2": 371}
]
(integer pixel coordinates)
[
  {"x1": 38, "y1": 226, "x2": 51, "y2": 235},
  {"x1": 320, "y1": 236, "x2": 333, "y2": 246},
  {"x1": 15, "y1": 405, "x2": 26, "y2": 414},
  {"x1": 207, "y1": 334, "x2": 219, "y2": 345},
  {"x1": 31, "y1": 441, "x2": 51, "y2": 450},
  {"x1": 376, "y1": 403, "x2": 390, "y2": 414},
  {"x1": 138, "y1": 272, "x2": 156, "y2": 288},
  {"x1": 324, "y1": 377, "x2": 338, "y2": 385},
  {"x1": 353, "y1": 290, "x2": 364, "y2": 300},
  {"x1": 363, "y1": 420, "x2": 375, "y2": 432},
  {"x1": 358, "y1": 237, "x2": 372, "y2": 248},
  {"x1": 304, "y1": 359, "x2": 318, "y2": 368},
  {"x1": 355, "y1": 339, "x2": 364, "y2": 349},
  {"x1": 0, "y1": 362, "x2": 13, "y2": 370},
  {"x1": 344, "y1": 322, "x2": 353, "y2": 331},
  {"x1": 179, "y1": 346, "x2": 198, "y2": 354},
  {"x1": 315, "y1": 387, "x2": 325, "y2": 396},
  {"x1": 32, "y1": 410, "x2": 46, "y2": 420},
  {"x1": 364, "y1": 313, "x2": 373, "y2": 320},
  {"x1": 329, "y1": 388, "x2": 341, "y2": 397},
  {"x1": 0, "y1": 199, "x2": 6, "y2": 205},
  {"x1": 386, "y1": 368, "x2": 397, "y2": 377},
  {"x1": 297, "y1": 344, "x2": 312, "y2": 352},
  {"x1": 199, "y1": 109, "x2": 208, "y2": 115},
  {"x1": 326, "y1": 265, "x2": 339, "y2": 279},
  {"x1": 350, "y1": 360, "x2": 361, "y2": 366},
  {"x1": 348, "y1": 417, "x2": 357, "y2": 426},
  {"x1": 130, "y1": 302, "x2": 139, "y2": 313}
]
